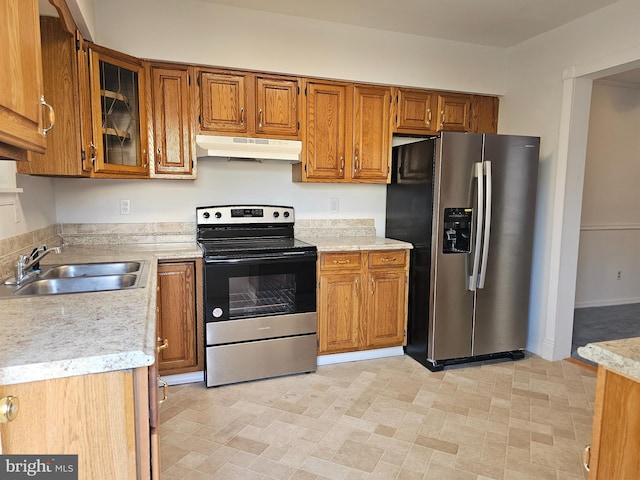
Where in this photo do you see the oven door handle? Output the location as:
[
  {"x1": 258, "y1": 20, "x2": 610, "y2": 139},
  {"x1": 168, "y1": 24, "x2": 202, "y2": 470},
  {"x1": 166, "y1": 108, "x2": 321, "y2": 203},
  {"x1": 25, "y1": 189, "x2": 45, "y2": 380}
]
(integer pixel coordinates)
[{"x1": 204, "y1": 251, "x2": 317, "y2": 265}]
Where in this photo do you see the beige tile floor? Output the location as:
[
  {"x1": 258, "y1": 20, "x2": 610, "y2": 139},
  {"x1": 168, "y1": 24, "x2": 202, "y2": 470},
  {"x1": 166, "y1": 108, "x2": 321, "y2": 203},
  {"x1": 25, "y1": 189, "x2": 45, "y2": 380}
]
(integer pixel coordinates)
[{"x1": 159, "y1": 354, "x2": 596, "y2": 480}]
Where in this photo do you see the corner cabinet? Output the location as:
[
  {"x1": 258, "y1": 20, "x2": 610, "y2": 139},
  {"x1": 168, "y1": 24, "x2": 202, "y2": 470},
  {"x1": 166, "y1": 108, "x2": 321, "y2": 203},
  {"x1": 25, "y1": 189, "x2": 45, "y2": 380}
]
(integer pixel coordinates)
[
  {"x1": 0, "y1": 367, "x2": 159, "y2": 480},
  {"x1": 197, "y1": 68, "x2": 301, "y2": 139},
  {"x1": 0, "y1": 0, "x2": 51, "y2": 161},
  {"x1": 584, "y1": 366, "x2": 640, "y2": 479},
  {"x1": 88, "y1": 45, "x2": 149, "y2": 178},
  {"x1": 156, "y1": 259, "x2": 204, "y2": 375},
  {"x1": 317, "y1": 249, "x2": 409, "y2": 355},
  {"x1": 148, "y1": 63, "x2": 195, "y2": 178},
  {"x1": 295, "y1": 80, "x2": 392, "y2": 184}
]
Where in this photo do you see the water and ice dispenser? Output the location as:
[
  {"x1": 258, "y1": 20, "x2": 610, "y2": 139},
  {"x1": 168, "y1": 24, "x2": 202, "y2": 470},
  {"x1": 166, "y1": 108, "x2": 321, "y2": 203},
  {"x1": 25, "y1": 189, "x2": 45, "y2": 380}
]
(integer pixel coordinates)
[{"x1": 442, "y1": 208, "x2": 472, "y2": 253}]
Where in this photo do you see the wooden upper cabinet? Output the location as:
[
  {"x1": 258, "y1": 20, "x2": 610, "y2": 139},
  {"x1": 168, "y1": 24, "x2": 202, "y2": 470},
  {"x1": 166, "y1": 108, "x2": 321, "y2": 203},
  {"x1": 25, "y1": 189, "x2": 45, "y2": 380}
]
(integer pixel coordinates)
[
  {"x1": 296, "y1": 80, "x2": 391, "y2": 184},
  {"x1": 302, "y1": 80, "x2": 350, "y2": 181},
  {"x1": 198, "y1": 69, "x2": 300, "y2": 139},
  {"x1": 352, "y1": 85, "x2": 392, "y2": 182},
  {"x1": 18, "y1": 16, "x2": 91, "y2": 176},
  {"x1": 394, "y1": 88, "x2": 436, "y2": 134},
  {"x1": 470, "y1": 94, "x2": 499, "y2": 134},
  {"x1": 199, "y1": 70, "x2": 249, "y2": 134},
  {"x1": 255, "y1": 76, "x2": 299, "y2": 137},
  {"x1": 149, "y1": 63, "x2": 194, "y2": 177},
  {"x1": 0, "y1": 0, "x2": 48, "y2": 160},
  {"x1": 437, "y1": 93, "x2": 471, "y2": 132},
  {"x1": 89, "y1": 45, "x2": 149, "y2": 177}
]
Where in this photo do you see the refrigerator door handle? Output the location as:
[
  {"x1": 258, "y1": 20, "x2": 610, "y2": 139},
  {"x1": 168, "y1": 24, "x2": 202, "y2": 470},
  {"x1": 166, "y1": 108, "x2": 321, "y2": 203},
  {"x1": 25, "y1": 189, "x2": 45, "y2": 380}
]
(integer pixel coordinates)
[
  {"x1": 469, "y1": 161, "x2": 484, "y2": 291},
  {"x1": 478, "y1": 161, "x2": 492, "y2": 289}
]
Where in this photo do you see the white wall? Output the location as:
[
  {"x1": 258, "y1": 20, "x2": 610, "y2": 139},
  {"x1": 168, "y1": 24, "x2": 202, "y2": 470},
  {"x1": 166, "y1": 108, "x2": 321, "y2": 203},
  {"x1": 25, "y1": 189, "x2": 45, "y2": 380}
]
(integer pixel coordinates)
[
  {"x1": 54, "y1": 160, "x2": 387, "y2": 230},
  {"x1": 502, "y1": 0, "x2": 640, "y2": 359},
  {"x1": 575, "y1": 81, "x2": 640, "y2": 307}
]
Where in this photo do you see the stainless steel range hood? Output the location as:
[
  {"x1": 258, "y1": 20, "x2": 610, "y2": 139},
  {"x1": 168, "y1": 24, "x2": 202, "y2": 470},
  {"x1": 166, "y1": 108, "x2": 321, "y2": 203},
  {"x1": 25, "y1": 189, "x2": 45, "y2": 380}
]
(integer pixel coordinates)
[{"x1": 195, "y1": 135, "x2": 302, "y2": 162}]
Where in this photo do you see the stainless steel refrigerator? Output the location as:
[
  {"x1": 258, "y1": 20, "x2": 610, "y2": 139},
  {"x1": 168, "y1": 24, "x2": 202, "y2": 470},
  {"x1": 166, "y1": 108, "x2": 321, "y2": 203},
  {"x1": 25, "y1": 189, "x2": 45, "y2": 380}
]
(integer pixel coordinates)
[{"x1": 386, "y1": 132, "x2": 539, "y2": 371}]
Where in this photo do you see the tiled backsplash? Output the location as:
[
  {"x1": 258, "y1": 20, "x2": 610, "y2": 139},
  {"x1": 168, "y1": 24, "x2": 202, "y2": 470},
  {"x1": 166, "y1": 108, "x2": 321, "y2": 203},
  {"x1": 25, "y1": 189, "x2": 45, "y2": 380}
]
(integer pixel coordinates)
[
  {"x1": 294, "y1": 219, "x2": 376, "y2": 237},
  {"x1": 60, "y1": 222, "x2": 195, "y2": 245}
]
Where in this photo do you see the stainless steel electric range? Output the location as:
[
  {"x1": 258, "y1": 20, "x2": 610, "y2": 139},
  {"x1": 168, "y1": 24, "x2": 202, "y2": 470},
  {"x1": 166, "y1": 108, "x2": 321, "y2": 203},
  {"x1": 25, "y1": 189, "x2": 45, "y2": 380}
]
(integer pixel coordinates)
[{"x1": 196, "y1": 205, "x2": 317, "y2": 387}]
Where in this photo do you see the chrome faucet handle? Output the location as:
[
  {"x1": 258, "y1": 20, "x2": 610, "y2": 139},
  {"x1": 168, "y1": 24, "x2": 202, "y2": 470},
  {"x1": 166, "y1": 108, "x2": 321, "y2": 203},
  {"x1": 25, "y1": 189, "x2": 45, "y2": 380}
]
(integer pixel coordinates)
[{"x1": 12, "y1": 245, "x2": 61, "y2": 285}]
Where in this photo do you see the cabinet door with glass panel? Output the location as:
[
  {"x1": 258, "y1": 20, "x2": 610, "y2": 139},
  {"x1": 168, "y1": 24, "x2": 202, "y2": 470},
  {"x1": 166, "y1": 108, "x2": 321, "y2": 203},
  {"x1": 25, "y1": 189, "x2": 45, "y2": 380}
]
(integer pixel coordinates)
[{"x1": 88, "y1": 45, "x2": 148, "y2": 177}]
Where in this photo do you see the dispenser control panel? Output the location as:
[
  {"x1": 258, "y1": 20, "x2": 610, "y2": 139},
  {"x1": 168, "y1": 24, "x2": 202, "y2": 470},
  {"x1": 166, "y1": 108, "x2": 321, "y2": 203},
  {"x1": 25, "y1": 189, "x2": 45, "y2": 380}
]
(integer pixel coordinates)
[{"x1": 442, "y1": 208, "x2": 472, "y2": 254}]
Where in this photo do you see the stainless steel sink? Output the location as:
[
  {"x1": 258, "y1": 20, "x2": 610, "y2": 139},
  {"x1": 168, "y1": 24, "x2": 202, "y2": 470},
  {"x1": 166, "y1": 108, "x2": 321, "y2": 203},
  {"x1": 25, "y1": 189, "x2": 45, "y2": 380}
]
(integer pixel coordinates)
[
  {"x1": 0, "y1": 260, "x2": 148, "y2": 298},
  {"x1": 14, "y1": 274, "x2": 139, "y2": 296},
  {"x1": 39, "y1": 261, "x2": 142, "y2": 278}
]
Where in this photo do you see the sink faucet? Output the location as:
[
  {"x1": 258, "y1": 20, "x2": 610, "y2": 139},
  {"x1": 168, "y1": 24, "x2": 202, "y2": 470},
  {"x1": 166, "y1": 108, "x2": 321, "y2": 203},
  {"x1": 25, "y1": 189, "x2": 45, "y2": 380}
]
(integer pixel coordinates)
[{"x1": 12, "y1": 245, "x2": 62, "y2": 285}]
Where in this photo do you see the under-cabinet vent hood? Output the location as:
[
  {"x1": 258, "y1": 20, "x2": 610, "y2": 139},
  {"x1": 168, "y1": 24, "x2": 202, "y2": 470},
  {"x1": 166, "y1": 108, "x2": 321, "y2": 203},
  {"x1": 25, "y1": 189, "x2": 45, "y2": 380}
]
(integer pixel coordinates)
[{"x1": 195, "y1": 135, "x2": 302, "y2": 162}]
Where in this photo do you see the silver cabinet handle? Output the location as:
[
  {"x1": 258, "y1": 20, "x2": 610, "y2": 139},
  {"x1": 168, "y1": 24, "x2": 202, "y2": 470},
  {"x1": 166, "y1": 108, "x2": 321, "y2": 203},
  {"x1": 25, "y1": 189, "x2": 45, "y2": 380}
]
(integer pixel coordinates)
[
  {"x1": 158, "y1": 378, "x2": 168, "y2": 405},
  {"x1": 582, "y1": 445, "x2": 590, "y2": 472},
  {"x1": 258, "y1": 108, "x2": 263, "y2": 128},
  {"x1": 41, "y1": 96, "x2": 55, "y2": 135}
]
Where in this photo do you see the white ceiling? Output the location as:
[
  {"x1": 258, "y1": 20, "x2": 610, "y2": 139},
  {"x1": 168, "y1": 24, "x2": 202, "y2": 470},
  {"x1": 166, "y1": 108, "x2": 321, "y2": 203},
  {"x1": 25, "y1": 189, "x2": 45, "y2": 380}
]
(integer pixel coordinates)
[{"x1": 195, "y1": 0, "x2": 620, "y2": 48}]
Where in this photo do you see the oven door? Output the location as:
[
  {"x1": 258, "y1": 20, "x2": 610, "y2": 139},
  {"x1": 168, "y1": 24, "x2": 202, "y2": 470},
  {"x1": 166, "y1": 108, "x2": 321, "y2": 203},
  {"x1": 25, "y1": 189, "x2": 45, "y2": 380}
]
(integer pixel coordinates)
[{"x1": 203, "y1": 251, "x2": 317, "y2": 323}]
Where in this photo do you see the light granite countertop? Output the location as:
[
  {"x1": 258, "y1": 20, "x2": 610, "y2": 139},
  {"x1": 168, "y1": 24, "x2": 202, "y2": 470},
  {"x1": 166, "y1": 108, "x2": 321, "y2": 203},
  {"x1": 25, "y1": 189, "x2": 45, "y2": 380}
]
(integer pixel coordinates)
[
  {"x1": 0, "y1": 243, "x2": 201, "y2": 387},
  {"x1": 0, "y1": 233, "x2": 410, "y2": 387},
  {"x1": 578, "y1": 337, "x2": 640, "y2": 381},
  {"x1": 299, "y1": 236, "x2": 413, "y2": 252}
]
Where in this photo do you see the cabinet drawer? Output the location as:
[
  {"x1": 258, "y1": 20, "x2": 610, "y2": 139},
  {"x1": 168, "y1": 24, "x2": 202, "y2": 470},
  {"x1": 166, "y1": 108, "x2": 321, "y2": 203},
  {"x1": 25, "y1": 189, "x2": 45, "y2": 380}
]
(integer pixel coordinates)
[
  {"x1": 320, "y1": 252, "x2": 362, "y2": 271},
  {"x1": 368, "y1": 250, "x2": 407, "y2": 268}
]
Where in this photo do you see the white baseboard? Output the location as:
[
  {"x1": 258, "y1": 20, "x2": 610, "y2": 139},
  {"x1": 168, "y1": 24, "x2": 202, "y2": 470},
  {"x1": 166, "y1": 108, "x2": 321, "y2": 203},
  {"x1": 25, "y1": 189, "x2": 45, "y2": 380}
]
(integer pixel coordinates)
[
  {"x1": 162, "y1": 371, "x2": 205, "y2": 385},
  {"x1": 575, "y1": 297, "x2": 640, "y2": 308},
  {"x1": 163, "y1": 347, "x2": 405, "y2": 385},
  {"x1": 317, "y1": 347, "x2": 404, "y2": 366}
]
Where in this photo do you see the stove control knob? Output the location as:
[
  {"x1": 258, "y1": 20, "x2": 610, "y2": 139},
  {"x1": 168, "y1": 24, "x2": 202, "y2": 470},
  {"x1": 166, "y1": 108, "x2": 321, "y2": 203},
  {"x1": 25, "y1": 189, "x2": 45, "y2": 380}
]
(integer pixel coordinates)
[
  {"x1": 202, "y1": 212, "x2": 210, "y2": 219},
  {"x1": 283, "y1": 211, "x2": 290, "y2": 218},
  {"x1": 214, "y1": 212, "x2": 222, "y2": 219},
  {"x1": 273, "y1": 211, "x2": 280, "y2": 218}
]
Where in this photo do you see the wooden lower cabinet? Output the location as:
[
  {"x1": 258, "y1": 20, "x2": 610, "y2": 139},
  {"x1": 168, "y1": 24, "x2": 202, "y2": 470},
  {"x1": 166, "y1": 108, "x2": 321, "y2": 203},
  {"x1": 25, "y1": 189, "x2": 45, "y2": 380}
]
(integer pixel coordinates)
[
  {"x1": 0, "y1": 367, "x2": 157, "y2": 480},
  {"x1": 156, "y1": 259, "x2": 204, "y2": 375},
  {"x1": 585, "y1": 366, "x2": 640, "y2": 479},
  {"x1": 317, "y1": 250, "x2": 409, "y2": 355}
]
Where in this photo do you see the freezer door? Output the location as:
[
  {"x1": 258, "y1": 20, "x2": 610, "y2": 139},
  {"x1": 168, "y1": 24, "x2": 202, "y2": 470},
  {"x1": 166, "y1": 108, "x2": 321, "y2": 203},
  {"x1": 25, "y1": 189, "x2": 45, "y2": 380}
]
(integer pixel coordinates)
[
  {"x1": 472, "y1": 134, "x2": 539, "y2": 355},
  {"x1": 428, "y1": 132, "x2": 483, "y2": 361}
]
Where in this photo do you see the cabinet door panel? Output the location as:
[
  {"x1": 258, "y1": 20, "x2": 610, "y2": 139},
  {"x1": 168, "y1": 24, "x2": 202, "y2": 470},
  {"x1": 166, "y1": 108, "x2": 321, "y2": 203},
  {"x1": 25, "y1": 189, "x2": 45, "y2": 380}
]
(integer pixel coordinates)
[
  {"x1": 255, "y1": 76, "x2": 299, "y2": 137},
  {"x1": 437, "y1": 94, "x2": 470, "y2": 132},
  {"x1": 589, "y1": 368, "x2": 640, "y2": 479},
  {"x1": 352, "y1": 85, "x2": 391, "y2": 182},
  {"x1": 395, "y1": 88, "x2": 436, "y2": 133},
  {"x1": 151, "y1": 66, "x2": 192, "y2": 175},
  {"x1": 304, "y1": 81, "x2": 349, "y2": 181},
  {"x1": 0, "y1": 371, "x2": 138, "y2": 478},
  {"x1": 318, "y1": 273, "x2": 361, "y2": 354},
  {"x1": 0, "y1": 0, "x2": 46, "y2": 156},
  {"x1": 199, "y1": 71, "x2": 248, "y2": 134},
  {"x1": 89, "y1": 48, "x2": 148, "y2": 176},
  {"x1": 157, "y1": 262, "x2": 197, "y2": 373},
  {"x1": 366, "y1": 271, "x2": 406, "y2": 348},
  {"x1": 470, "y1": 95, "x2": 499, "y2": 134}
]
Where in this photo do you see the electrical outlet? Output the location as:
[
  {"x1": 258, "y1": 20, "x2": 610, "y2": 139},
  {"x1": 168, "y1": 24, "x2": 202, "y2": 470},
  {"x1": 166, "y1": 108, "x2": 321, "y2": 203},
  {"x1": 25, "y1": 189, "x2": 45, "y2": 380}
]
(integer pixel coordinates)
[
  {"x1": 329, "y1": 198, "x2": 339, "y2": 214},
  {"x1": 617, "y1": 270, "x2": 622, "y2": 280},
  {"x1": 120, "y1": 199, "x2": 131, "y2": 215}
]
